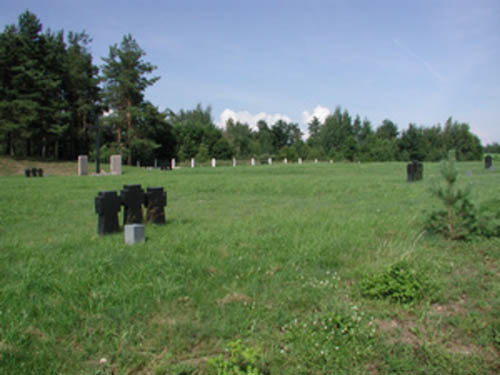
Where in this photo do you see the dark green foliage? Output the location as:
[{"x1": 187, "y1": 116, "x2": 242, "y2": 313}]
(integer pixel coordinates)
[
  {"x1": 484, "y1": 142, "x2": 500, "y2": 153},
  {"x1": 361, "y1": 261, "x2": 432, "y2": 304},
  {"x1": 425, "y1": 150, "x2": 479, "y2": 240},
  {"x1": 477, "y1": 198, "x2": 500, "y2": 238},
  {"x1": 0, "y1": 11, "x2": 101, "y2": 160},
  {"x1": 101, "y1": 34, "x2": 160, "y2": 165}
]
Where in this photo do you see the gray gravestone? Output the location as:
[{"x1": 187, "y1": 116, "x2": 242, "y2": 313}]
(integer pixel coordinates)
[
  {"x1": 125, "y1": 224, "x2": 145, "y2": 245},
  {"x1": 78, "y1": 155, "x2": 88, "y2": 176},
  {"x1": 110, "y1": 155, "x2": 122, "y2": 175}
]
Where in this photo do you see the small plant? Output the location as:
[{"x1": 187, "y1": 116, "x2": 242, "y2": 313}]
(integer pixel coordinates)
[
  {"x1": 361, "y1": 261, "x2": 432, "y2": 304},
  {"x1": 208, "y1": 340, "x2": 263, "y2": 375},
  {"x1": 425, "y1": 150, "x2": 478, "y2": 240}
]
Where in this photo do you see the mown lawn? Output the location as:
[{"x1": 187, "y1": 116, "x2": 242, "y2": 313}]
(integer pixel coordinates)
[{"x1": 0, "y1": 159, "x2": 499, "y2": 374}]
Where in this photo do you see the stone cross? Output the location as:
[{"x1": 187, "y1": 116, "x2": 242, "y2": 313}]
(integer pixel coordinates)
[
  {"x1": 78, "y1": 155, "x2": 88, "y2": 176},
  {"x1": 485, "y1": 155, "x2": 493, "y2": 169}
]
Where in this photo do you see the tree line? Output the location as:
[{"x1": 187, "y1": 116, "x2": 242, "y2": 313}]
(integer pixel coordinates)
[{"x1": 0, "y1": 11, "x2": 489, "y2": 165}]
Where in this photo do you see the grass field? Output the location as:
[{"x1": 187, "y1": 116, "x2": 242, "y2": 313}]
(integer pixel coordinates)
[{"x1": 0, "y1": 158, "x2": 499, "y2": 374}]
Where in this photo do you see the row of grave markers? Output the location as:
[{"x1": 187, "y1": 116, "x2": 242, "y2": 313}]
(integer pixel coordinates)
[
  {"x1": 78, "y1": 154, "x2": 494, "y2": 177},
  {"x1": 163, "y1": 157, "x2": 328, "y2": 169}
]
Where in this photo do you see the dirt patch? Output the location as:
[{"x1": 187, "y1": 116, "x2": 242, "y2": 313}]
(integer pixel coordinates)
[
  {"x1": 376, "y1": 318, "x2": 422, "y2": 347},
  {"x1": 217, "y1": 292, "x2": 252, "y2": 306},
  {"x1": 431, "y1": 296, "x2": 467, "y2": 317}
]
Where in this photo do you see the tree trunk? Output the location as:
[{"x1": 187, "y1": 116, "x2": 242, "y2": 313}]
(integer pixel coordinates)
[
  {"x1": 127, "y1": 99, "x2": 132, "y2": 165},
  {"x1": 54, "y1": 140, "x2": 59, "y2": 160},
  {"x1": 42, "y1": 137, "x2": 47, "y2": 158}
]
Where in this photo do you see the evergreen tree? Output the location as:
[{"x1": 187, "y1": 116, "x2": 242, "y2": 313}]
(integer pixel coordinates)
[
  {"x1": 63, "y1": 31, "x2": 101, "y2": 159},
  {"x1": 101, "y1": 34, "x2": 159, "y2": 164},
  {"x1": 376, "y1": 119, "x2": 399, "y2": 140}
]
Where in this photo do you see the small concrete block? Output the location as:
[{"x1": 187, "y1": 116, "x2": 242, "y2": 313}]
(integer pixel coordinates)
[{"x1": 125, "y1": 224, "x2": 145, "y2": 245}]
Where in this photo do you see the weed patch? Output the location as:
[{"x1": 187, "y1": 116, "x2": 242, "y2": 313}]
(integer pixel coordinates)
[{"x1": 361, "y1": 261, "x2": 434, "y2": 304}]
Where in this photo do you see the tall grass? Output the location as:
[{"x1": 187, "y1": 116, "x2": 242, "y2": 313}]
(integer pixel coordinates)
[{"x1": 0, "y1": 161, "x2": 498, "y2": 374}]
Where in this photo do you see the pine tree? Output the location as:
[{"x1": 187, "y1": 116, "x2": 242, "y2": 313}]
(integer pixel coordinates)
[
  {"x1": 101, "y1": 34, "x2": 159, "y2": 164},
  {"x1": 425, "y1": 150, "x2": 478, "y2": 240}
]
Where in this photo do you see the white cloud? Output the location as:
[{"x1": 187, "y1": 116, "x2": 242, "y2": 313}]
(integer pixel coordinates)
[
  {"x1": 302, "y1": 105, "x2": 331, "y2": 125},
  {"x1": 218, "y1": 109, "x2": 292, "y2": 130}
]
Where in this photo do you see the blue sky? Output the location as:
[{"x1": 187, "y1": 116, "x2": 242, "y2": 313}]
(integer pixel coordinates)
[{"x1": 2, "y1": 0, "x2": 499, "y2": 144}]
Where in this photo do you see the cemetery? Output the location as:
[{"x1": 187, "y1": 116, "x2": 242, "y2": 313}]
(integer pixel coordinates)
[
  {"x1": 1, "y1": 158, "x2": 499, "y2": 374},
  {"x1": 0, "y1": 5, "x2": 499, "y2": 373}
]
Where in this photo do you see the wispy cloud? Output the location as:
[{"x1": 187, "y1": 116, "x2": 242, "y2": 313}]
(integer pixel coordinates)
[{"x1": 392, "y1": 37, "x2": 443, "y2": 81}]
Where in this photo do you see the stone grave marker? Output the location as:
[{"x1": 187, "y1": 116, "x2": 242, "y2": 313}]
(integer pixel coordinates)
[
  {"x1": 125, "y1": 224, "x2": 145, "y2": 245},
  {"x1": 211, "y1": 158, "x2": 216, "y2": 167},
  {"x1": 78, "y1": 155, "x2": 88, "y2": 176},
  {"x1": 110, "y1": 154, "x2": 122, "y2": 175},
  {"x1": 145, "y1": 187, "x2": 167, "y2": 224},
  {"x1": 120, "y1": 184, "x2": 145, "y2": 225},
  {"x1": 485, "y1": 155, "x2": 493, "y2": 169},
  {"x1": 251, "y1": 158, "x2": 255, "y2": 166},
  {"x1": 95, "y1": 191, "x2": 121, "y2": 235}
]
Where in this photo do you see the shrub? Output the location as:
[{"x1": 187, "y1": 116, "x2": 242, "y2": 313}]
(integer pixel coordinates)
[{"x1": 361, "y1": 261, "x2": 432, "y2": 304}]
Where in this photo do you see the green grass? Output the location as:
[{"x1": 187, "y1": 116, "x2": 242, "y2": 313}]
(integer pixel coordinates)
[{"x1": 0, "y1": 160, "x2": 499, "y2": 374}]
